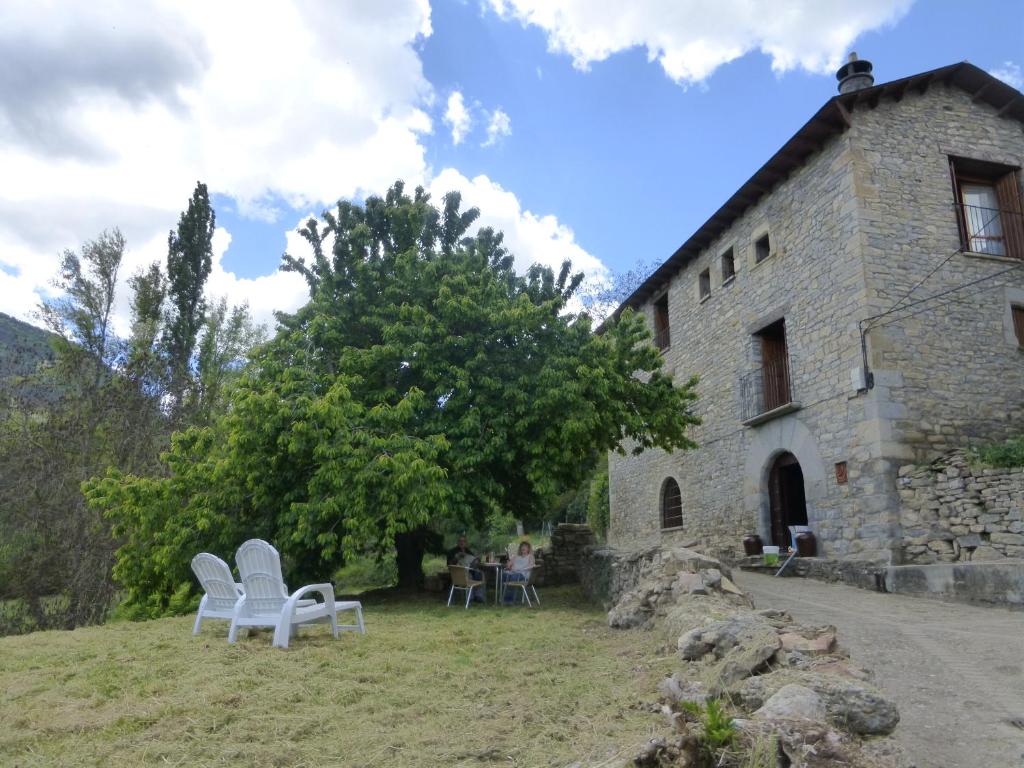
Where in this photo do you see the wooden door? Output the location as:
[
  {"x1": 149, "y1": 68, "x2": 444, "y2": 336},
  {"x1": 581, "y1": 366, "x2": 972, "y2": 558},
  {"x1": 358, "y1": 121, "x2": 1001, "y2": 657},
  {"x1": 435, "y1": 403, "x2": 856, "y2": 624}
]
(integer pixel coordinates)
[{"x1": 768, "y1": 453, "x2": 807, "y2": 548}]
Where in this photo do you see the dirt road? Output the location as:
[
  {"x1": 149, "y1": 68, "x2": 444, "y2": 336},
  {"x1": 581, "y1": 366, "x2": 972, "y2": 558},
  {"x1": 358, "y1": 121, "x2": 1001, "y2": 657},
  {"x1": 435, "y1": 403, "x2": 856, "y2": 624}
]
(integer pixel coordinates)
[{"x1": 733, "y1": 571, "x2": 1024, "y2": 768}]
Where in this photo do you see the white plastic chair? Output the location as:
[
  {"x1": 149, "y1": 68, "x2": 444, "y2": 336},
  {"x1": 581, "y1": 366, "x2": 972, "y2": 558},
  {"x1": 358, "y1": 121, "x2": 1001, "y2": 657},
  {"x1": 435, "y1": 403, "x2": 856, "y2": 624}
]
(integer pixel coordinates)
[
  {"x1": 231, "y1": 539, "x2": 365, "y2": 648},
  {"x1": 190, "y1": 553, "x2": 244, "y2": 634}
]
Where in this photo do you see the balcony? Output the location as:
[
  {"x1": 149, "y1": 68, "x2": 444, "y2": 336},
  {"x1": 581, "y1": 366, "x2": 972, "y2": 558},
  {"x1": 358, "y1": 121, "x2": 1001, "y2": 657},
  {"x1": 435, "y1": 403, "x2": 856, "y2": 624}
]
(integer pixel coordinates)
[
  {"x1": 957, "y1": 203, "x2": 1023, "y2": 259},
  {"x1": 739, "y1": 355, "x2": 801, "y2": 426},
  {"x1": 653, "y1": 326, "x2": 671, "y2": 351}
]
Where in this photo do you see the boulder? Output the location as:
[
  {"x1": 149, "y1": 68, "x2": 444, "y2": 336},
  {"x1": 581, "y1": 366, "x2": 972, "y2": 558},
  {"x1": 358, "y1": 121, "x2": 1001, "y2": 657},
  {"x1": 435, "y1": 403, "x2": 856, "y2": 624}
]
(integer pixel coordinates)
[
  {"x1": 672, "y1": 572, "x2": 708, "y2": 595},
  {"x1": 754, "y1": 684, "x2": 827, "y2": 722},
  {"x1": 816, "y1": 679, "x2": 900, "y2": 735},
  {"x1": 735, "y1": 671, "x2": 899, "y2": 736},
  {"x1": 779, "y1": 625, "x2": 837, "y2": 655},
  {"x1": 656, "y1": 675, "x2": 708, "y2": 707},
  {"x1": 678, "y1": 614, "x2": 781, "y2": 688},
  {"x1": 608, "y1": 593, "x2": 654, "y2": 629},
  {"x1": 738, "y1": 718, "x2": 909, "y2": 768}
]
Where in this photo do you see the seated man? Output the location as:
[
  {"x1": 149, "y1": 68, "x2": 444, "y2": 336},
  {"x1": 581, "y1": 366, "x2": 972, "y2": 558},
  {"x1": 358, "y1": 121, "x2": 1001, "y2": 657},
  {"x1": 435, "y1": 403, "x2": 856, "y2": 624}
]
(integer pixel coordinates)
[{"x1": 447, "y1": 534, "x2": 485, "y2": 602}]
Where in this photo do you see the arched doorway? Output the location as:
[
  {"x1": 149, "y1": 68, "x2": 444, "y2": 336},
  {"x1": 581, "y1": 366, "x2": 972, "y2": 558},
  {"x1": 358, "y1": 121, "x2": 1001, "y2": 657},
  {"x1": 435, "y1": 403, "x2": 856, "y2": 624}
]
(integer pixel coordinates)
[{"x1": 768, "y1": 452, "x2": 808, "y2": 548}]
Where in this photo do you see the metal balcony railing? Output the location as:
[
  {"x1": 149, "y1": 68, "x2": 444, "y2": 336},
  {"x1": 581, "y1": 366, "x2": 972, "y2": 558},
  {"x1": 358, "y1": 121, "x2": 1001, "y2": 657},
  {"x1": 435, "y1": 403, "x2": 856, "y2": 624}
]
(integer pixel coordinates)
[
  {"x1": 957, "y1": 203, "x2": 1023, "y2": 259},
  {"x1": 653, "y1": 326, "x2": 671, "y2": 351},
  {"x1": 739, "y1": 355, "x2": 795, "y2": 422}
]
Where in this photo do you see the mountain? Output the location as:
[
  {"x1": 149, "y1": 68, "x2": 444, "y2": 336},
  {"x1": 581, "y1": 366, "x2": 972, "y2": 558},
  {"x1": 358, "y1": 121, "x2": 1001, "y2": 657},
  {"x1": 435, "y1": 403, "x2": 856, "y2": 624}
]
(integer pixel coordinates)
[{"x1": 0, "y1": 313, "x2": 58, "y2": 399}]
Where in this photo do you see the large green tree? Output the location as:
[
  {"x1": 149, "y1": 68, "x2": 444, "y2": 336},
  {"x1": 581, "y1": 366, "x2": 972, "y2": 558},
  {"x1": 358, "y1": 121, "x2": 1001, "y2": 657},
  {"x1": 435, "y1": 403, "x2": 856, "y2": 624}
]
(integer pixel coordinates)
[{"x1": 88, "y1": 181, "x2": 698, "y2": 608}]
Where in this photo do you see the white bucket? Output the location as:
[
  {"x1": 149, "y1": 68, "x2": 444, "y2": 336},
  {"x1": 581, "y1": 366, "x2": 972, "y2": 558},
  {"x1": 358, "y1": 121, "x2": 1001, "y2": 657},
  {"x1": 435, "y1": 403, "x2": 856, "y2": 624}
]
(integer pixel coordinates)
[{"x1": 762, "y1": 545, "x2": 780, "y2": 566}]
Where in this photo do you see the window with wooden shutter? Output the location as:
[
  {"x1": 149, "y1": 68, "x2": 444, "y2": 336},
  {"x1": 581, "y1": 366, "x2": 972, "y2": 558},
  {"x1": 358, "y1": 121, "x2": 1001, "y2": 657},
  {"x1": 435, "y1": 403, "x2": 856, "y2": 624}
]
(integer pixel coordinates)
[
  {"x1": 660, "y1": 478, "x2": 683, "y2": 529},
  {"x1": 1013, "y1": 305, "x2": 1024, "y2": 348},
  {"x1": 950, "y1": 157, "x2": 1024, "y2": 259},
  {"x1": 653, "y1": 293, "x2": 670, "y2": 351}
]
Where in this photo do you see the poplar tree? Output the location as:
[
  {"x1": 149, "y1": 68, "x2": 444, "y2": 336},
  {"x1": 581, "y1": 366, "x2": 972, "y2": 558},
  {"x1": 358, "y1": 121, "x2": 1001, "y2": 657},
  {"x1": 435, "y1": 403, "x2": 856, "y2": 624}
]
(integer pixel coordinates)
[{"x1": 163, "y1": 182, "x2": 215, "y2": 418}]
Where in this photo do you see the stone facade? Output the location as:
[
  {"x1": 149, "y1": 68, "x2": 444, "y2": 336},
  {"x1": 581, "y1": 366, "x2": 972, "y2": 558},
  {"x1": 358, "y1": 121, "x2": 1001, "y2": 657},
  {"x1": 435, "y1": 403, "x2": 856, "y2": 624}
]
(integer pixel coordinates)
[
  {"x1": 897, "y1": 450, "x2": 1024, "y2": 563},
  {"x1": 609, "y1": 68, "x2": 1024, "y2": 567}
]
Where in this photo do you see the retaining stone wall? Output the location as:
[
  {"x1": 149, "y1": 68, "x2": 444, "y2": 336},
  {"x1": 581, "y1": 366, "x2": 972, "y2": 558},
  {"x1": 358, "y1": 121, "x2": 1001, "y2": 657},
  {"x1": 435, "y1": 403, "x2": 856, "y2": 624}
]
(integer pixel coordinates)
[
  {"x1": 897, "y1": 450, "x2": 1024, "y2": 564},
  {"x1": 537, "y1": 523, "x2": 596, "y2": 585}
]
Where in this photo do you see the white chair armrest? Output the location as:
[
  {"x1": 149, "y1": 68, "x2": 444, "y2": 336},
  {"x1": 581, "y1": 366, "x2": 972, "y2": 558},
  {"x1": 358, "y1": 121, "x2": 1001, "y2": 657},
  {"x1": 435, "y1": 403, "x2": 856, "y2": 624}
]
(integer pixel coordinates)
[{"x1": 284, "y1": 583, "x2": 336, "y2": 615}]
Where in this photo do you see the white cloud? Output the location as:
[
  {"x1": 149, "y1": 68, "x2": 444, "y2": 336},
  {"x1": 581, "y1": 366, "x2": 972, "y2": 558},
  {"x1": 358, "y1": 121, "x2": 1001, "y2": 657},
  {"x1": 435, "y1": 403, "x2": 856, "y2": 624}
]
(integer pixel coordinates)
[
  {"x1": 444, "y1": 90, "x2": 472, "y2": 144},
  {"x1": 989, "y1": 61, "x2": 1023, "y2": 90},
  {"x1": 482, "y1": 108, "x2": 512, "y2": 147},
  {"x1": 428, "y1": 168, "x2": 608, "y2": 306},
  {"x1": 487, "y1": 0, "x2": 914, "y2": 84},
  {"x1": 0, "y1": 1, "x2": 608, "y2": 334},
  {"x1": 0, "y1": 0, "x2": 434, "y2": 330}
]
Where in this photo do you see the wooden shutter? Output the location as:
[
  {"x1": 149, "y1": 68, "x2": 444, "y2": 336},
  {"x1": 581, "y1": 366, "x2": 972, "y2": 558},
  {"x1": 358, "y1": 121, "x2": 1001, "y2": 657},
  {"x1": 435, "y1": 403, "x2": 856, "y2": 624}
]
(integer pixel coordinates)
[
  {"x1": 760, "y1": 327, "x2": 790, "y2": 411},
  {"x1": 995, "y1": 170, "x2": 1024, "y2": 260},
  {"x1": 949, "y1": 158, "x2": 969, "y2": 251},
  {"x1": 1013, "y1": 306, "x2": 1024, "y2": 347}
]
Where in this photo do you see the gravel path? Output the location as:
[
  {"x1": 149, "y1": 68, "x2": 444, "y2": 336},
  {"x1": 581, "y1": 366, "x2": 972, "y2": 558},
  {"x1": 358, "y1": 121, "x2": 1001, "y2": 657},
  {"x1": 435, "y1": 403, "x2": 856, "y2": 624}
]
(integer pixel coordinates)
[{"x1": 733, "y1": 571, "x2": 1024, "y2": 768}]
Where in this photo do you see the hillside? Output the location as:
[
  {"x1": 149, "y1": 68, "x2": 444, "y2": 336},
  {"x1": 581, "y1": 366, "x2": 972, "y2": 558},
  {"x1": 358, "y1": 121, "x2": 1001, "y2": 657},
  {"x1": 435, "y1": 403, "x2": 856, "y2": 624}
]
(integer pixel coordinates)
[{"x1": 0, "y1": 312, "x2": 56, "y2": 381}]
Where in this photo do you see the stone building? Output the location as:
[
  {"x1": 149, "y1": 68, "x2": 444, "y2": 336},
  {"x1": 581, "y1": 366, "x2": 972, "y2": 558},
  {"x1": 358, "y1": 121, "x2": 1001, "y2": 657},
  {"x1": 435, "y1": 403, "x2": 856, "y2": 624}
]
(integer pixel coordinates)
[{"x1": 608, "y1": 57, "x2": 1024, "y2": 566}]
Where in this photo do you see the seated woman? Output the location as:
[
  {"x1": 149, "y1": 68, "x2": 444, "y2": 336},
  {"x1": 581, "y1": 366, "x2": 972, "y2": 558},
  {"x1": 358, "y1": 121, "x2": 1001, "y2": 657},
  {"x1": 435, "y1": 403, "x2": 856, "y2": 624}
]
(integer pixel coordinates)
[{"x1": 502, "y1": 541, "x2": 535, "y2": 604}]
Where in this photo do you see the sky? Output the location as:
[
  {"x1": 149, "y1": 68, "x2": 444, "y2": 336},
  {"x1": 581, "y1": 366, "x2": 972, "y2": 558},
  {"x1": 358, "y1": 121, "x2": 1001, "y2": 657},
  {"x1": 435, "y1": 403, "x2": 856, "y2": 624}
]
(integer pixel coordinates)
[{"x1": 1, "y1": 0, "x2": 1022, "y2": 333}]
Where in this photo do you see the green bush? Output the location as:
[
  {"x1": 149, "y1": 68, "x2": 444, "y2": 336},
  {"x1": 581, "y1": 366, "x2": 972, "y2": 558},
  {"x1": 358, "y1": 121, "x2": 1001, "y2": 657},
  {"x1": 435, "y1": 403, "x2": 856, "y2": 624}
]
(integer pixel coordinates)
[
  {"x1": 974, "y1": 436, "x2": 1024, "y2": 468},
  {"x1": 586, "y1": 463, "x2": 609, "y2": 542},
  {"x1": 334, "y1": 553, "x2": 398, "y2": 593}
]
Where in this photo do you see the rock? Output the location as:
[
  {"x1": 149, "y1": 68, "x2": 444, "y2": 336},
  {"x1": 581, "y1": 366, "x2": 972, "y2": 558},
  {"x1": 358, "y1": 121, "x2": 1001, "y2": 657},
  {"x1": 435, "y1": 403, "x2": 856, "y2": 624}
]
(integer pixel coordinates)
[
  {"x1": 816, "y1": 680, "x2": 900, "y2": 735},
  {"x1": 661, "y1": 547, "x2": 726, "y2": 577},
  {"x1": 736, "y1": 672, "x2": 899, "y2": 736},
  {"x1": 754, "y1": 684, "x2": 827, "y2": 722},
  {"x1": 678, "y1": 615, "x2": 782, "y2": 689},
  {"x1": 701, "y1": 568, "x2": 722, "y2": 588},
  {"x1": 678, "y1": 627, "x2": 715, "y2": 660},
  {"x1": 672, "y1": 572, "x2": 707, "y2": 595},
  {"x1": 779, "y1": 626, "x2": 837, "y2": 655},
  {"x1": 656, "y1": 675, "x2": 708, "y2": 707},
  {"x1": 719, "y1": 575, "x2": 745, "y2": 596},
  {"x1": 608, "y1": 593, "x2": 653, "y2": 629}
]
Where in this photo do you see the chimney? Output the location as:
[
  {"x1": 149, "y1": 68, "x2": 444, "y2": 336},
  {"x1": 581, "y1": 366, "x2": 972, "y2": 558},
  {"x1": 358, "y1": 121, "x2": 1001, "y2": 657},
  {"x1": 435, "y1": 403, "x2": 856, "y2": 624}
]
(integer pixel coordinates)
[{"x1": 835, "y1": 52, "x2": 874, "y2": 94}]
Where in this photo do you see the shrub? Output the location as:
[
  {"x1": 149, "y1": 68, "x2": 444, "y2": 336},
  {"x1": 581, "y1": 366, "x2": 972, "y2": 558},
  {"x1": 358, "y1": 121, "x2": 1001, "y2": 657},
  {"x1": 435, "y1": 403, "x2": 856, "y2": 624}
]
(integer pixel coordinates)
[{"x1": 973, "y1": 436, "x2": 1024, "y2": 468}]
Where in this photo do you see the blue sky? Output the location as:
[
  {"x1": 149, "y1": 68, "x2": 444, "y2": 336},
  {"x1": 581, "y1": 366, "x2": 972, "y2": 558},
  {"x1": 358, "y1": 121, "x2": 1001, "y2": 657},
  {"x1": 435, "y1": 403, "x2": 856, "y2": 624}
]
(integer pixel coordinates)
[
  {"x1": 1, "y1": 0, "x2": 1022, "y2": 327},
  {"x1": 217, "y1": 0, "x2": 1024, "y2": 283}
]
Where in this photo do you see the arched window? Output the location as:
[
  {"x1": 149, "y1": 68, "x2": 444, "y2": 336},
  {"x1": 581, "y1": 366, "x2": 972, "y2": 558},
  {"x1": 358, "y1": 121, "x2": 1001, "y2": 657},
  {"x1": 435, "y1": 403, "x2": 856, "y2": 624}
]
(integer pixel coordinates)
[{"x1": 661, "y1": 478, "x2": 683, "y2": 529}]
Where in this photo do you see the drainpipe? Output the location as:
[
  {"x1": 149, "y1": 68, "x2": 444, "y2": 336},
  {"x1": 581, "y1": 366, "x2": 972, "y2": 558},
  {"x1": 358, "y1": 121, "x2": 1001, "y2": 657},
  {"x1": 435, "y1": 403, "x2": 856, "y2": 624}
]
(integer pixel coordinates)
[{"x1": 857, "y1": 319, "x2": 875, "y2": 392}]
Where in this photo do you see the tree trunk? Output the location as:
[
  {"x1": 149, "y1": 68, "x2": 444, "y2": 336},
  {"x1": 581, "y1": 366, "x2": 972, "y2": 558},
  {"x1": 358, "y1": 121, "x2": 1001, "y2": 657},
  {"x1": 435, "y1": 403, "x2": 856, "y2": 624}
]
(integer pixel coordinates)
[{"x1": 394, "y1": 528, "x2": 427, "y2": 591}]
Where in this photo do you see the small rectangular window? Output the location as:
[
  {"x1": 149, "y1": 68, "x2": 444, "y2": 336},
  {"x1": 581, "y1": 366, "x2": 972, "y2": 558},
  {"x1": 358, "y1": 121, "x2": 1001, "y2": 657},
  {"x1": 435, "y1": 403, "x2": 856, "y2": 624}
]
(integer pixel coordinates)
[
  {"x1": 653, "y1": 293, "x2": 670, "y2": 351},
  {"x1": 721, "y1": 248, "x2": 735, "y2": 282},
  {"x1": 755, "y1": 233, "x2": 771, "y2": 263},
  {"x1": 698, "y1": 269, "x2": 711, "y2": 301},
  {"x1": 1013, "y1": 305, "x2": 1024, "y2": 347}
]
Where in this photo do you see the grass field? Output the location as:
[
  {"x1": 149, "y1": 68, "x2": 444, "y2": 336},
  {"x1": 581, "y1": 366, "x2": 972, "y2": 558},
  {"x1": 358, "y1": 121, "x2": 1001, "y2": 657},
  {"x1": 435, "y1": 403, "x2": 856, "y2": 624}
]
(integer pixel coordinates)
[{"x1": 0, "y1": 586, "x2": 673, "y2": 767}]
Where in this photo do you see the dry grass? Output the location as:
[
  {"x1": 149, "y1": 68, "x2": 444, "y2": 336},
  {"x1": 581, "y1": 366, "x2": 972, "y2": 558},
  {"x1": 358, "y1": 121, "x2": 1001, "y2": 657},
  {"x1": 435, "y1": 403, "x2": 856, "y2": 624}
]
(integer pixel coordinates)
[{"x1": 0, "y1": 586, "x2": 675, "y2": 767}]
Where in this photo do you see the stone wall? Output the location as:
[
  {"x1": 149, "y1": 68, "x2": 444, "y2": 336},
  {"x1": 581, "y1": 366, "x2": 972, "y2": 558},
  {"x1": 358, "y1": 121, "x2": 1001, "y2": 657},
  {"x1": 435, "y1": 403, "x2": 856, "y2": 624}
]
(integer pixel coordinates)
[
  {"x1": 852, "y1": 85, "x2": 1024, "y2": 462},
  {"x1": 897, "y1": 450, "x2": 1024, "y2": 563},
  {"x1": 536, "y1": 523, "x2": 595, "y2": 585}
]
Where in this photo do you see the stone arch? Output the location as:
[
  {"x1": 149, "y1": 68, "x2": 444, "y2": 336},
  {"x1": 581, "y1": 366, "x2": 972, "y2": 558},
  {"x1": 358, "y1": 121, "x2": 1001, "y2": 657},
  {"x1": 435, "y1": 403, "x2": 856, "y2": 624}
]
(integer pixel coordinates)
[{"x1": 743, "y1": 415, "x2": 828, "y2": 545}]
